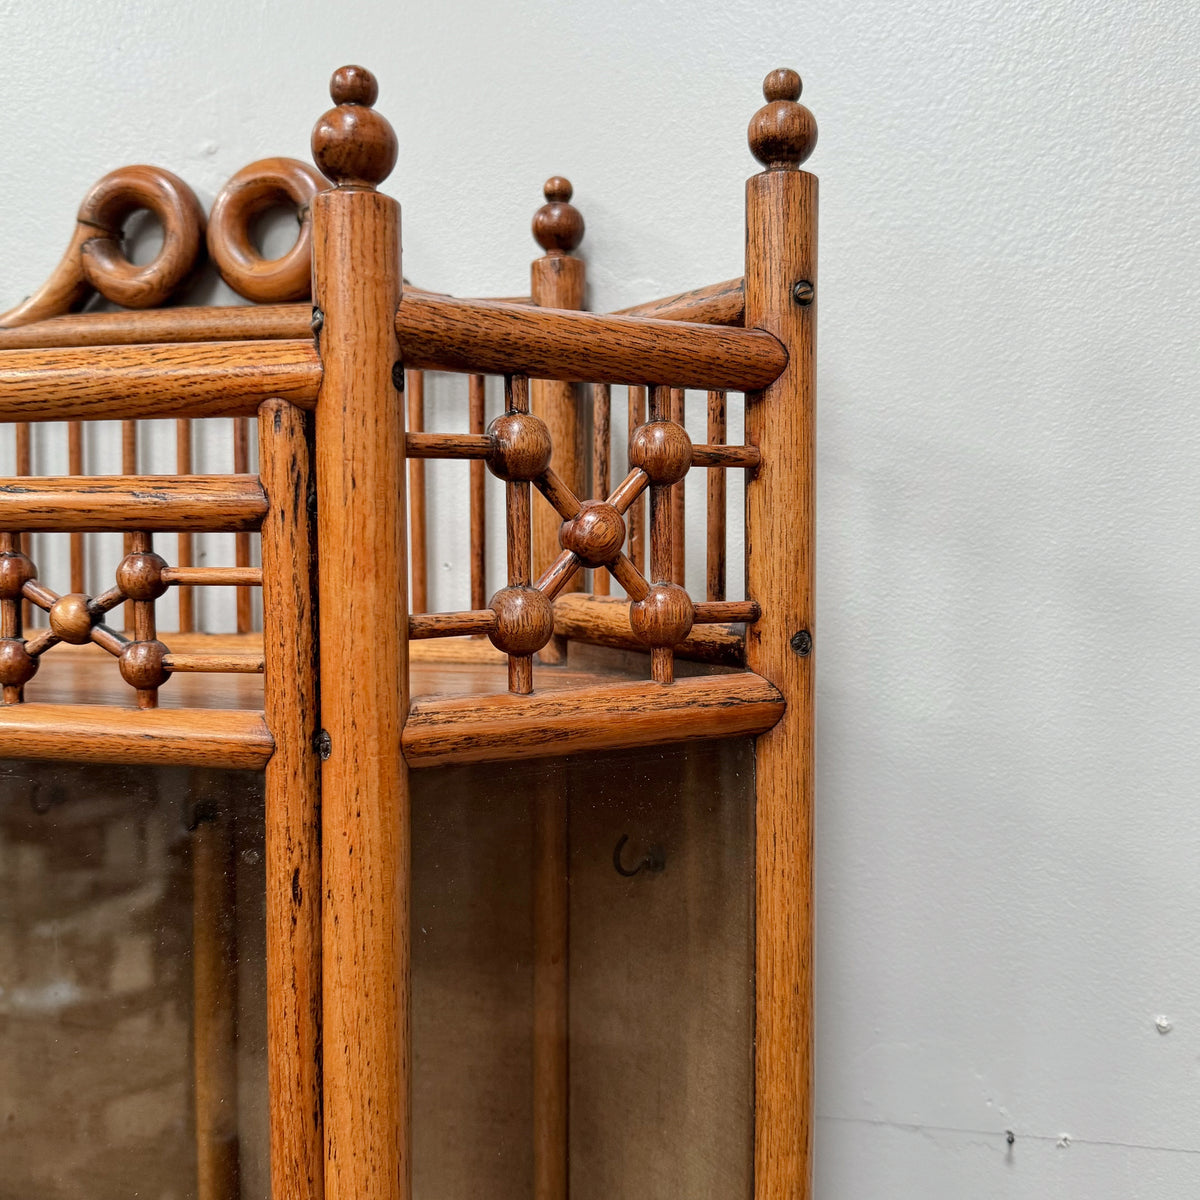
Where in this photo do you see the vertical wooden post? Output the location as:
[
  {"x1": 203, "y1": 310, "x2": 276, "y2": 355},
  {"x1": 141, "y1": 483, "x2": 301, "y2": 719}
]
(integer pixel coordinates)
[
  {"x1": 310, "y1": 66, "x2": 409, "y2": 1200},
  {"x1": 259, "y1": 397, "x2": 323, "y2": 1200},
  {"x1": 530, "y1": 176, "x2": 586, "y2": 663},
  {"x1": 529, "y1": 176, "x2": 583, "y2": 1200},
  {"x1": 743, "y1": 69, "x2": 818, "y2": 1200}
]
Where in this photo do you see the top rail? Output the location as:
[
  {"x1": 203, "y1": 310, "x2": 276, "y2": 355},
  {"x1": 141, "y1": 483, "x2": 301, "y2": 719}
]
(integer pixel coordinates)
[
  {"x1": 395, "y1": 293, "x2": 786, "y2": 392},
  {"x1": 613, "y1": 277, "x2": 746, "y2": 326},
  {"x1": 0, "y1": 340, "x2": 320, "y2": 423}
]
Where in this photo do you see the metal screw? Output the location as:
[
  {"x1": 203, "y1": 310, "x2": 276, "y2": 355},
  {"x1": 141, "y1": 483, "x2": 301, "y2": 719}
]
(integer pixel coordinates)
[
  {"x1": 316, "y1": 729, "x2": 332, "y2": 760},
  {"x1": 1006, "y1": 1130, "x2": 1015, "y2": 1147},
  {"x1": 311, "y1": 307, "x2": 324, "y2": 334},
  {"x1": 790, "y1": 629, "x2": 812, "y2": 656},
  {"x1": 392, "y1": 361, "x2": 405, "y2": 391},
  {"x1": 792, "y1": 280, "x2": 815, "y2": 306}
]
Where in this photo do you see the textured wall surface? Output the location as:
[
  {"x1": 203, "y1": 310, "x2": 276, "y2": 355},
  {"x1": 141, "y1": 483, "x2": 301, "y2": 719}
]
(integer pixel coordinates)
[{"x1": 0, "y1": 0, "x2": 1198, "y2": 1195}]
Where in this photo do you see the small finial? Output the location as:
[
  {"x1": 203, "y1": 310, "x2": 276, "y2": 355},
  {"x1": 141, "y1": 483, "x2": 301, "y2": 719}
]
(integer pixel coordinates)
[
  {"x1": 312, "y1": 64, "x2": 398, "y2": 189},
  {"x1": 748, "y1": 68, "x2": 817, "y2": 170},
  {"x1": 532, "y1": 175, "x2": 584, "y2": 255}
]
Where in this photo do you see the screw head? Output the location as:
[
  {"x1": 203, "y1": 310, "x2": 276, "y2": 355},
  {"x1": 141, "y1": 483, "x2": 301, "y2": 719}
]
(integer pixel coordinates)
[
  {"x1": 391, "y1": 361, "x2": 405, "y2": 391},
  {"x1": 790, "y1": 629, "x2": 812, "y2": 656},
  {"x1": 311, "y1": 307, "x2": 324, "y2": 333},
  {"x1": 792, "y1": 280, "x2": 815, "y2": 306},
  {"x1": 316, "y1": 729, "x2": 332, "y2": 760}
]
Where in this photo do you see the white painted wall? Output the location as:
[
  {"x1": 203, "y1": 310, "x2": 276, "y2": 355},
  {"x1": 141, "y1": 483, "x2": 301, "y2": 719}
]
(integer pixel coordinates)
[{"x1": 2, "y1": 0, "x2": 1199, "y2": 1194}]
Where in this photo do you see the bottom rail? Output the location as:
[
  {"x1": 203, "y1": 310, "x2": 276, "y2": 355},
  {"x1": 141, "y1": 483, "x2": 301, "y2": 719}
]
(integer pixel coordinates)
[
  {"x1": 402, "y1": 670, "x2": 784, "y2": 767},
  {"x1": 0, "y1": 703, "x2": 272, "y2": 768}
]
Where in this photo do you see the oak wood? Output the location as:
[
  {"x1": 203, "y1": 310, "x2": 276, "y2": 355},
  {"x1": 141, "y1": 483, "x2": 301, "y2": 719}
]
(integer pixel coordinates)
[
  {"x1": 161, "y1": 566, "x2": 263, "y2": 586},
  {"x1": 469, "y1": 374, "x2": 487, "y2": 610},
  {"x1": 670, "y1": 387, "x2": 686, "y2": 587},
  {"x1": 403, "y1": 671, "x2": 783, "y2": 766},
  {"x1": 552, "y1": 592, "x2": 747, "y2": 666},
  {"x1": 706, "y1": 390, "x2": 727, "y2": 600},
  {"x1": 312, "y1": 175, "x2": 410, "y2": 1200},
  {"x1": 745, "y1": 121, "x2": 818, "y2": 1200},
  {"x1": 0, "y1": 304, "x2": 313, "y2": 349},
  {"x1": 0, "y1": 475, "x2": 267, "y2": 531},
  {"x1": 0, "y1": 340, "x2": 321, "y2": 422},
  {"x1": 176, "y1": 417, "x2": 195, "y2": 631},
  {"x1": 233, "y1": 417, "x2": 254, "y2": 633},
  {"x1": 409, "y1": 609, "x2": 496, "y2": 639},
  {"x1": 407, "y1": 370, "x2": 428, "y2": 612},
  {"x1": 405, "y1": 430, "x2": 492, "y2": 459},
  {"x1": 395, "y1": 294, "x2": 786, "y2": 392},
  {"x1": 67, "y1": 420, "x2": 84, "y2": 590},
  {"x1": 626, "y1": 386, "x2": 646, "y2": 574},
  {"x1": 592, "y1": 383, "x2": 611, "y2": 595},
  {"x1": 613, "y1": 277, "x2": 746, "y2": 325},
  {"x1": 0, "y1": 701, "x2": 272, "y2": 766},
  {"x1": 259, "y1": 398, "x2": 324, "y2": 1200},
  {"x1": 163, "y1": 652, "x2": 264, "y2": 673}
]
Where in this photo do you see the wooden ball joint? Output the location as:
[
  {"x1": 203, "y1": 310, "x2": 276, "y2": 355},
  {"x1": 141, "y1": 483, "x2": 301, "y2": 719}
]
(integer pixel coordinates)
[
  {"x1": 629, "y1": 420, "x2": 692, "y2": 485},
  {"x1": 0, "y1": 550, "x2": 35, "y2": 599},
  {"x1": 629, "y1": 583, "x2": 694, "y2": 647},
  {"x1": 560, "y1": 501, "x2": 626, "y2": 568},
  {"x1": 0, "y1": 639, "x2": 37, "y2": 687},
  {"x1": 311, "y1": 65, "x2": 398, "y2": 188},
  {"x1": 748, "y1": 68, "x2": 817, "y2": 170},
  {"x1": 488, "y1": 586, "x2": 555, "y2": 656},
  {"x1": 116, "y1": 551, "x2": 168, "y2": 601},
  {"x1": 486, "y1": 412, "x2": 553, "y2": 482},
  {"x1": 49, "y1": 593, "x2": 96, "y2": 644},
  {"x1": 119, "y1": 640, "x2": 169, "y2": 690},
  {"x1": 532, "y1": 177, "x2": 584, "y2": 255}
]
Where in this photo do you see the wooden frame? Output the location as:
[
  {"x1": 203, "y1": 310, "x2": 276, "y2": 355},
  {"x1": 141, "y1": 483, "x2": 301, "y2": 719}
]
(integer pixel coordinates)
[{"x1": 0, "y1": 63, "x2": 817, "y2": 1200}]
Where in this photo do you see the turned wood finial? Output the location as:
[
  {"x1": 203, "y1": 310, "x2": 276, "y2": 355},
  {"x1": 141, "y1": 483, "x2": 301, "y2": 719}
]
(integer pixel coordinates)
[
  {"x1": 312, "y1": 65, "x2": 398, "y2": 188},
  {"x1": 748, "y1": 68, "x2": 817, "y2": 170},
  {"x1": 532, "y1": 176, "x2": 585, "y2": 254}
]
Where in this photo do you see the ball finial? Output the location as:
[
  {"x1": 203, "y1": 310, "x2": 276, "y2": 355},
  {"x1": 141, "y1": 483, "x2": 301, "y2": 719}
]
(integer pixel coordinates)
[
  {"x1": 533, "y1": 175, "x2": 585, "y2": 254},
  {"x1": 748, "y1": 67, "x2": 817, "y2": 170},
  {"x1": 312, "y1": 64, "x2": 398, "y2": 188}
]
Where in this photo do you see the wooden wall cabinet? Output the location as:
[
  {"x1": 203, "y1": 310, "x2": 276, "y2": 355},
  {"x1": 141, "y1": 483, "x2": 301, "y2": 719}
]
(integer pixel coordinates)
[{"x1": 0, "y1": 63, "x2": 816, "y2": 1200}]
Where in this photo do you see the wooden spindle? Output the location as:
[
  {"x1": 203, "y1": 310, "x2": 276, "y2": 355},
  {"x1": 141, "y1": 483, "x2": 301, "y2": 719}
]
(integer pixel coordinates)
[
  {"x1": 258, "y1": 397, "x2": 324, "y2": 1200},
  {"x1": 744, "y1": 67, "x2": 818, "y2": 1200},
  {"x1": 311, "y1": 66, "x2": 409, "y2": 1200},
  {"x1": 125, "y1": 530, "x2": 162, "y2": 709},
  {"x1": 192, "y1": 786, "x2": 241, "y2": 1200},
  {"x1": 407, "y1": 369, "x2": 428, "y2": 612},
  {"x1": 233, "y1": 417, "x2": 253, "y2": 632},
  {"x1": 15, "y1": 421, "x2": 31, "y2": 628},
  {"x1": 530, "y1": 177, "x2": 586, "y2": 665},
  {"x1": 592, "y1": 382, "x2": 611, "y2": 594},
  {"x1": 68, "y1": 421, "x2": 85, "y2": 592},
  {"x1": 469, "y1": 373, "x2": 487, "y2": 611},
  {"x1": 669, "y1": 387, "x2": 686, "y2": 585},
  {"x1": 0, "y1": 530, "x2": 31, "y2": 703},
  {"x1": 504, "y1": 374, "x2": 535, "y2": 694},
  {"x1": 177, "y1": 417, "x2": 195, "y2": 631},
  {"x1": 707, "y1": 390, "x2": 726, "y2": 601},
  {"x1": 648, "y1": 385, "x2": 675, "y2": 684},
  {"x1": 627, "y1": 385, "x2": 646, "y2": 576},
  {"x1": 121, "y1": 419, "x2": 137, "y2": 630}
]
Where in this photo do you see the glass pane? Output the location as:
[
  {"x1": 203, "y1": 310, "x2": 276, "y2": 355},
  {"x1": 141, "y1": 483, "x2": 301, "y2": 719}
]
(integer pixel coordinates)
[
  {"x1": 412, "y1": 736, "x2": 755, "y2": 1199},
  {"x1": 0, "y1": 761, "x2": 267, "y2": 1200}
]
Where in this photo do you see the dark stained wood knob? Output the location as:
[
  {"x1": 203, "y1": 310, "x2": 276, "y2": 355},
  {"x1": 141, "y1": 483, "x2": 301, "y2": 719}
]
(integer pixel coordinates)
[
  {"x1": 629, "y1": 582, "x2": 695, "y2": 646},
  {"x1": 532, "y1": 176, "x2": 585, "y2": 255},
  {"x1": 312, "y1": 65, "x2": 398, "y2": 189},
  {"x1": 748, "y1": 68, "x2": 817, "y2": 170},
  {"x1": 119, "y1": 639, "x2": 169, "y2": 690},
  {"x1": 49, "y1": 593, "x2": 96, "y2": 644},
  {"x1": 560, "y1": 500, "x2": 626, "y2": 568},
  {"x1": 629, "y1": 419, "x2": 692, "y2": 485},
  {"x1": 488, "y1": 585, "x2": 555, "y2": 655},
  {"x1": 116, "y1": 551, "x2": 168, "y2": 600},
  {"x1": 486, "y1": 412, "x2": 553, "y2": 481},
  {"x1": 0, "y1": 549, "x2": 35, "y2": 599},
  {"x1": 0, "y1": 638, "x2": 37, "y2": 687}
]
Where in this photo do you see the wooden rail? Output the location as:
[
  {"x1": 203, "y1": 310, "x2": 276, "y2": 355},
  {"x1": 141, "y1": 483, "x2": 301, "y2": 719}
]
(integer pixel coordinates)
[
  {"x1": 0, "y1": 702, "x2": 273, "y2": 767},
  {"x1": 0, "y1": 475, "x2": 267, "y2": 530},
  {"x1": 395, "y1": 293, "x2": 786, "y2": 392},
  {"x1": 0, "y1": 340, "x2": 321, "y2": 421},
  {"x1": 402, "y1": 671, "x2": 784, "y2": 767},
  {"x1": 613, "y1": 276, "x2": 746, "y2": 326}
]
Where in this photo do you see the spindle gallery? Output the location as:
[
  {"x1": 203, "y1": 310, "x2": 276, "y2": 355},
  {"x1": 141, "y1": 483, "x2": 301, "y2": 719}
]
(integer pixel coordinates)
[{"x1": 0, "y1": 64, "x2": 816, "y2": 1200}]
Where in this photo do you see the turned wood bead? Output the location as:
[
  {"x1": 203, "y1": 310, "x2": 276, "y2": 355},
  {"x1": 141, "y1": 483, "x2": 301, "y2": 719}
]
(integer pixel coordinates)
[
  {"x1": 0, "y1": 638, "x2": 38, "y2": 687},
  {"x1": 119, "y1": 639, "x2": 169, "y2": 690},
  {"x1": 629, "y1": 582, "x2": 695, "y2": 646},
  {"x1": 560, "y1": 500, "x2": 626, "y2": 568},
  {"x1": 748, "y1": 68, "x2": 817, "y2": 169},
  {"x1": 116, "y1": 551, "x2": 168, "y2": 600},
  {"x1": 312, "y1": 64, "x2": 398, "y2": 189},
  {"x1": 628, "y1": 419, "x2": 692, "y2": 485},
  {"x1": 49, "y1": 593, "x2": 96, "y2": 644},
  {"x1": 532, "y1": 176, "x2": 585, "y2": 255},
  {"x1": 0, "y1": 550, "x2": 35, "y2": 600},
  {"x1": 488, "y1": 586, "x2": 555, "y2": 655},
  {"x1": 486, "y1": 412, "x2": 553, "y2": 481}
]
